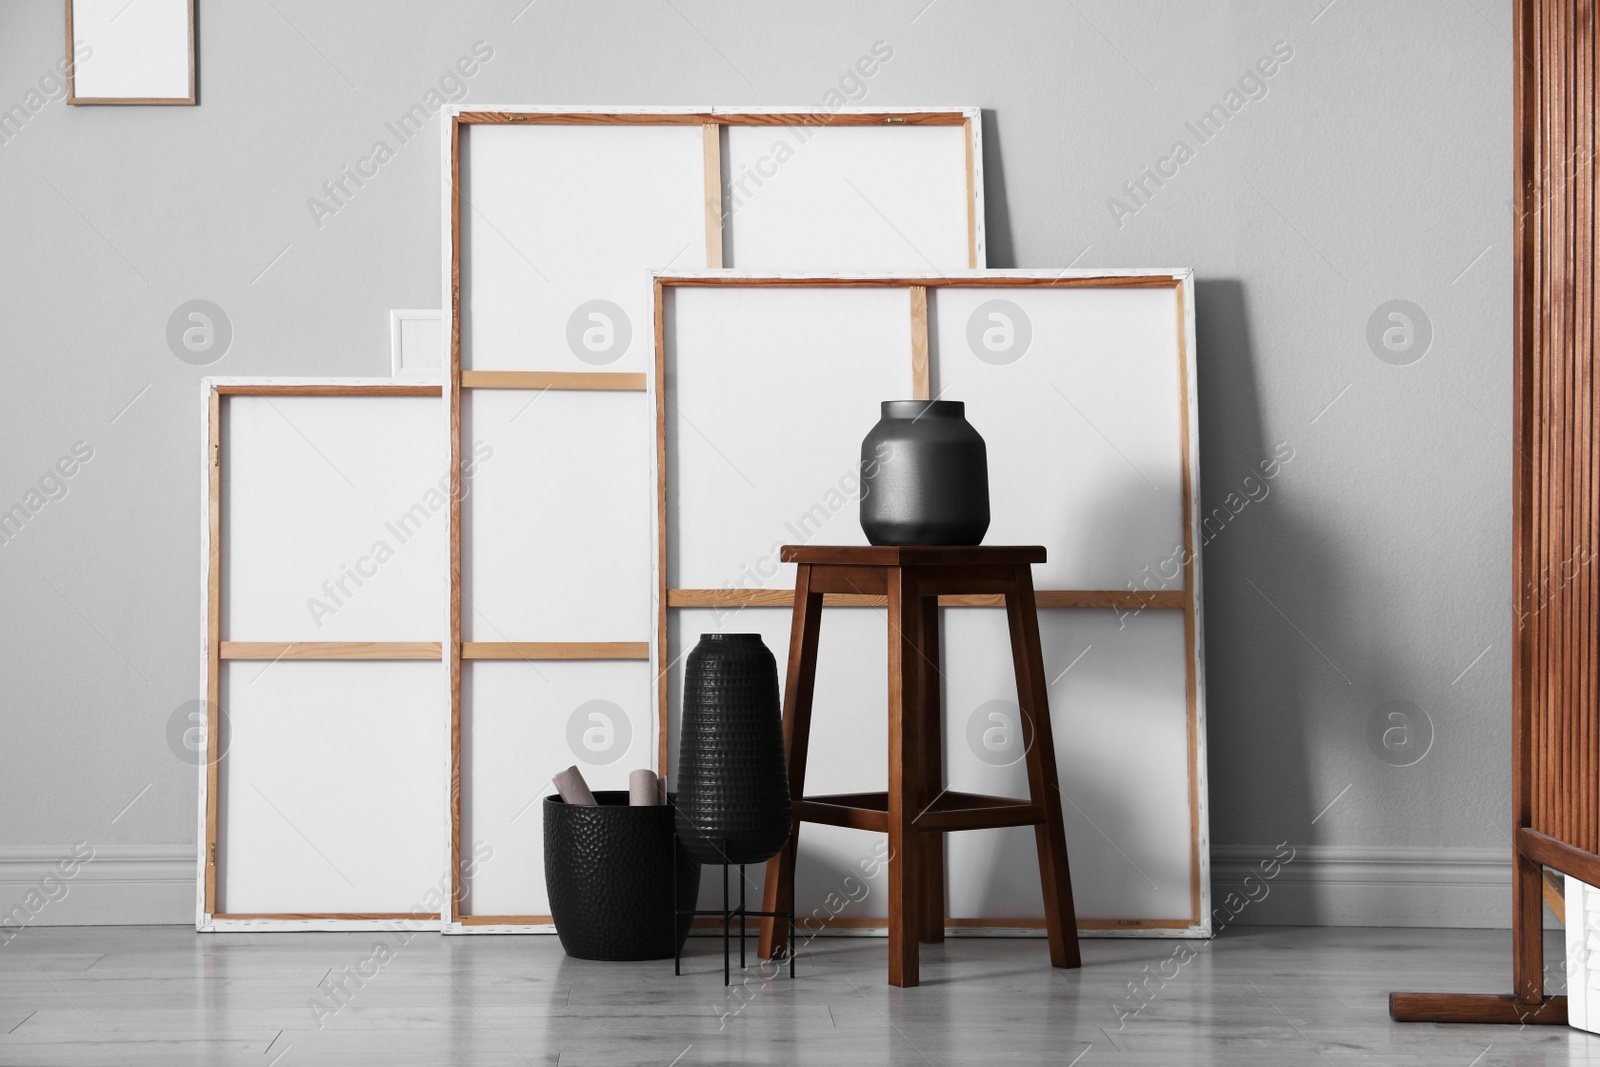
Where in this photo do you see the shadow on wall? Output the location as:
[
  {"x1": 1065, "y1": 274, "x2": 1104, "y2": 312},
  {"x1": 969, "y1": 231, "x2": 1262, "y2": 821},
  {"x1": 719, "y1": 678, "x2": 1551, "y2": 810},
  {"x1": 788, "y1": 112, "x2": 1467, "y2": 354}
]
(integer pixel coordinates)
[
  {"x1": 1195, "y1": 278, "x2": 1356, "y2": 868},
  {"x1": 1197, "y1": 280, "x2": 1423, "y2": 929},
  {"x1": 980, "y1": 108, "x2": 1014, "y2": 269},
  {"x1": 1195, "y1": 278, "x2": 1306, "y2": 850}
]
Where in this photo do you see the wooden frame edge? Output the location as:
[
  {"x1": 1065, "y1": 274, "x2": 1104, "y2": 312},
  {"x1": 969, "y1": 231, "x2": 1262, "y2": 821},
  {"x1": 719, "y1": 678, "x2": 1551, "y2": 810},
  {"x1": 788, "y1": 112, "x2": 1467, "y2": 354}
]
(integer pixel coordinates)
[
  {"x1": 1508, "y1": 0, "x2": 1542, "y2": 1009},
  {"x1": 460, "y1": 371, "x2": 644, "y2": 391},
  {"x1": 966, "y1": 109, "x2": 987, "y2": 268},
  {"x1": 656, "y1": 274, "x2": 1181, "y2": 290},
  {"x1": 455, "y1": 110, "x2": 970, "y2": 127},
  {"x1": 203, "y1": 384, "x2": 220, "y2": 917},
  {"x1": 655, "y1": 278, "x2": 671, "y2": 775},
  {"x1": 963, "y1": 117, "x2": 977, "y2": 268},
  {"x1": 213, "y1": 384, "x2": 440, "y2": 397},
  {"x1": 448, "y1": 112, "x2": 465, "y2": 927},
  {"x1": 462, "y1": 642, "x2": 649, "y2": 660},
  {"x1": 220, "y1": 642, "x2": 442, "y2": 661},
  {"x1": 702, "y1": 123, "x2": 723, "y2": 268},
  {"x1": 214, "y1": 912, "x2": 428, "y2": 921},
  {"x1": 1520, "y1": 827, "x2": 1600, "y2": 887},
  {"x1": 65, "y1": 0, "x2": 197, "y2": 106},
  {"x1": 1175, "y1": 272, "x2": 1207, "y2": 930},
  {"x1": 909, "y1": 286, "x2": 930, "y2": 401}
]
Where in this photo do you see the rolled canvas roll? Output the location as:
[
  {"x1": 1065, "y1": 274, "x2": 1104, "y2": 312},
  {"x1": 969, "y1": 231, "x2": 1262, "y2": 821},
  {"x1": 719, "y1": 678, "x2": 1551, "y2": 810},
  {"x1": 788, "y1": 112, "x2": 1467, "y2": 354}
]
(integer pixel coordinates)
[
  {"x1": 552, "y1": 765, "x2": 597, "y2": 806},
  {"x1": 629, "y1": 768, "x2": 663, "y2": 806}
]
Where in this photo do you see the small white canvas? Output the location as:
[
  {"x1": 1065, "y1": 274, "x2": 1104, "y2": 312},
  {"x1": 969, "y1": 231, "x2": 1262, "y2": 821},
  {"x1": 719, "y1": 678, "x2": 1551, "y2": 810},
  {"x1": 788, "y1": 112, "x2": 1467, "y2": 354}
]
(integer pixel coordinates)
[
  {"x1": 391, "y1": 310, "x2": 444, "y2": 376},
  {"x1": 69, "y1": 0, "x2": 193, "y2": 103}
]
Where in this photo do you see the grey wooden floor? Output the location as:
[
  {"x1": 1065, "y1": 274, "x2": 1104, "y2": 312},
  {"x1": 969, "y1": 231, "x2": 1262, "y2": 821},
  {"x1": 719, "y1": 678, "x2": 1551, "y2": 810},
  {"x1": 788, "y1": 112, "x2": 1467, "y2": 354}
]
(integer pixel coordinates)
[{"x1": 0, "y1": 924, "x2": 1591, "y2": 1065}]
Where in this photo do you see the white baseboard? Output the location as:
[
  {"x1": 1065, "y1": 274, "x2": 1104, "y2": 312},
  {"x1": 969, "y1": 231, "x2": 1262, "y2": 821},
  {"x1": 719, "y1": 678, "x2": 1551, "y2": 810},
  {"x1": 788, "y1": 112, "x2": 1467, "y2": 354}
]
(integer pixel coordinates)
[
  {"x1": 0, "y1": 843, "x2": 1550, "y2": 931},
  {"x1": 1211, "y1": 845, "x2": 1547, "y2": 929},
  {"x1": 0, "y1": 845, "x2": 192, "y2": 927}
]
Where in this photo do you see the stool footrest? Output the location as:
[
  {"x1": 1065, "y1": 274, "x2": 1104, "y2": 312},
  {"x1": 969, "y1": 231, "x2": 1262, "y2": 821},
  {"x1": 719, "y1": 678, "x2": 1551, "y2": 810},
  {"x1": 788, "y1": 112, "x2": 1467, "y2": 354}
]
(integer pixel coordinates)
[
  {"x1": 794, "y1": 791, "x2": 1044, "y2": 833},
  {"x1": 794, "y1": 793, "x2": 890, "y2": 832}
]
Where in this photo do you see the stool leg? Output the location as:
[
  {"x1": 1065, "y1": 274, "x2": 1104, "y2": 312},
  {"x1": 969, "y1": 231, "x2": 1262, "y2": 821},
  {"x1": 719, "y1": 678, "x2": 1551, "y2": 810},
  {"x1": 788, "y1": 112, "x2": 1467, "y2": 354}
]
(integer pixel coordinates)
[
  {"x1": 886, "y1": 567, "x2": 921, "y2": 987},
  {"x1": 1005, "y1": 566, "x2": 1082, "y2": 969},
  {"x1": 917, "y1": 592, "x2": 945, "y2": 945},
  {"x1": 760, "y1": 564, "x2": 823, "y2": 962}
]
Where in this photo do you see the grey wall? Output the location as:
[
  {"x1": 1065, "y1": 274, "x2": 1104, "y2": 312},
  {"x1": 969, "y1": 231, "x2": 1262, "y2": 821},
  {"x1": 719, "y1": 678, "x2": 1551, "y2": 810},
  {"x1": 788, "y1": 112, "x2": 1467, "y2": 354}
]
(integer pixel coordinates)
[{"x1": 0, "y1": 0, "x2": 1513, "y2": 926}]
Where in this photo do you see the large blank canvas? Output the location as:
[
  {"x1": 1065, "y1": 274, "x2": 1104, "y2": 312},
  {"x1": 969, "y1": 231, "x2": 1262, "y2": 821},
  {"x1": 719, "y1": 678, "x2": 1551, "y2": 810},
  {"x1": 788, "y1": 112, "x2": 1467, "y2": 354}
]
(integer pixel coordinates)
[
  {"x1": 448, "y1": 109, "x2": 982, "y2": 930},
  {"x1": 657, "y1": 273, "x2": 1205, "y2": 933},
  {"x1": 203, "y1": 385, "x2": 445, "y2": 928}
]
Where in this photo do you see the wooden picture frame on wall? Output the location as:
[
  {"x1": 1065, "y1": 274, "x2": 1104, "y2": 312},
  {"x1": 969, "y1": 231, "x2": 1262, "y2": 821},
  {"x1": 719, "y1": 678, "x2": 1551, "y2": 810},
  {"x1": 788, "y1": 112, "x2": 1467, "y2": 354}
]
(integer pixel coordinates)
[{"x1": 66, "y1": 0, "x2": 196, "y2": 106}]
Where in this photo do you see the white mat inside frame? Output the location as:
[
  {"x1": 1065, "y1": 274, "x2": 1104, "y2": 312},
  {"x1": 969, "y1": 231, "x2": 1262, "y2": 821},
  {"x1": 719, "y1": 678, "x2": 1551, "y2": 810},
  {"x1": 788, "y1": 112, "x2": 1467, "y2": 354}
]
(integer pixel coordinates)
[{"x1": 656, "y1": 271, "x2": 1208, "y2": 935}]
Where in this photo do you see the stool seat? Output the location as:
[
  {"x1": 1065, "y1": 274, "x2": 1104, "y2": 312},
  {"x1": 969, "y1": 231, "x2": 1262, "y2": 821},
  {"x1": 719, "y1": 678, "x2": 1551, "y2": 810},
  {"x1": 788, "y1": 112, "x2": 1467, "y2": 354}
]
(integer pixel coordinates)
[
  {"x1": 756, "y1": 544, "x2": 1081, "y2": 986},
  {"x1": 780, "y1": 545, "x2": 1046, "y2": 566}
]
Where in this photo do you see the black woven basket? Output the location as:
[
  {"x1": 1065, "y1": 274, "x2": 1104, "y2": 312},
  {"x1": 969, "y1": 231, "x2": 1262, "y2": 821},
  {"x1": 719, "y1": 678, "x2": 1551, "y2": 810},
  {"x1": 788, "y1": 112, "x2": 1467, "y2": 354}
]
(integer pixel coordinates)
[
  {"x1": 544, "y1": 791, "x2": 700, "y2": 961},
  {"x1": 676, "y1": 633, "x2": 792, "y2": 865}
]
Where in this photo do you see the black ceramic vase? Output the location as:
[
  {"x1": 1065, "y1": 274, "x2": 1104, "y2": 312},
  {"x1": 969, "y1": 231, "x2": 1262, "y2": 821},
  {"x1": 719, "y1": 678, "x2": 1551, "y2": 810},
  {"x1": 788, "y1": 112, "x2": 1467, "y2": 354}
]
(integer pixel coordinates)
[
  {"x1": 860, "y1": 400, "x2": 990, "y2": 545},
  {"x1": 544, "y1": 791, "x2": 700, "y2": 961},
  {"x1": 675, "y1": 634, "x2": 792, "y2": 865}
]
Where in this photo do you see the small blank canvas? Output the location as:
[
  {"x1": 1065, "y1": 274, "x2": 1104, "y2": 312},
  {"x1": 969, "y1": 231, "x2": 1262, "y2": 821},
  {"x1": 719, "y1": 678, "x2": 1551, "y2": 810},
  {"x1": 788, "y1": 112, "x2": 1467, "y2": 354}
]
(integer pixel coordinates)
[{"x1": 68, "y1": 0, "x2": 194, "y2": 104}]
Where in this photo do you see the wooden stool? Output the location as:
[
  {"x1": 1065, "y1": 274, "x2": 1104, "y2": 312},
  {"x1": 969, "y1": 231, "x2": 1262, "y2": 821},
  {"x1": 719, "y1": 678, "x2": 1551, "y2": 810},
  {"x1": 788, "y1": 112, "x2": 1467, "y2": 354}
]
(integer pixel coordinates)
[{"x1": 756, "y1": 545, "x2": 1080, "y2": 987}]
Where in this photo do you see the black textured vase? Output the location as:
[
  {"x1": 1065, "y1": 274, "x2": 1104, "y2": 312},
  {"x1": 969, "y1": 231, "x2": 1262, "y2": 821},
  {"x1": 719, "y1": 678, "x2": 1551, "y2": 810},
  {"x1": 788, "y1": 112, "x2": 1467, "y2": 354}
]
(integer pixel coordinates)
[
  {"x1": 675, "y1": 634, "x2": 792, "y2": 865},
  {"x1": 544, "y1": 791, "x2": 700, "y2": 961},
  {"x1": 860, "y1": 399, "x2": 990, "y2": 545}
]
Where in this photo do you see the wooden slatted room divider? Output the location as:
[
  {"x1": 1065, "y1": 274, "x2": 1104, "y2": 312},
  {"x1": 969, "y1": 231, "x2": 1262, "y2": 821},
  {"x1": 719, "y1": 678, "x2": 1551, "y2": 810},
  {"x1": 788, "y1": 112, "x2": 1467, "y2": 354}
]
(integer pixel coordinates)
[{"x1": 1393, "y1": 0, "x2": 1599, "y2": 1024}]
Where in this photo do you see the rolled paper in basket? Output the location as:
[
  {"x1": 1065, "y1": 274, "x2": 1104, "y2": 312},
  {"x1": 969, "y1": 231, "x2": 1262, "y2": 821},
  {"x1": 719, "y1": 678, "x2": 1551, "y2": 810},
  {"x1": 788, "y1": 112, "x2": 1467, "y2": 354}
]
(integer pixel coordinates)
[
  {"x1": 552, "y1": 765, "x2": 597, "y2": 806},
  {"x1": 629, "y1": 768, "x2": 662, "y2": 806}
]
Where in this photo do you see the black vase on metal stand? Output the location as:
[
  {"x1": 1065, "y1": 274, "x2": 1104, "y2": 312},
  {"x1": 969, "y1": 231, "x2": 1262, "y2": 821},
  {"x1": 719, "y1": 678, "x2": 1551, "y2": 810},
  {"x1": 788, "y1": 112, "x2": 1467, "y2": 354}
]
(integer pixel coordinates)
[{"x1": 673, "y1": 632, "x2": 795, "y2": 984}]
